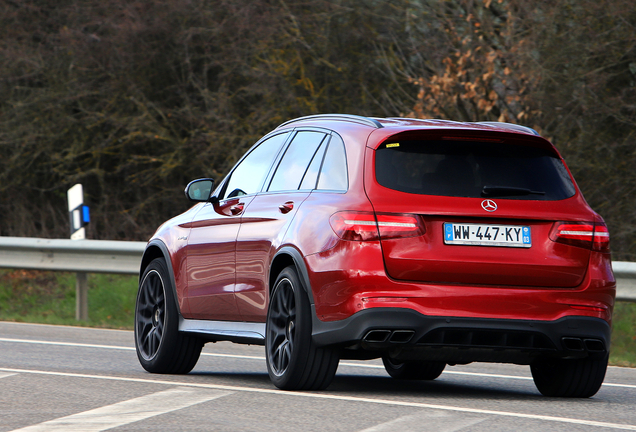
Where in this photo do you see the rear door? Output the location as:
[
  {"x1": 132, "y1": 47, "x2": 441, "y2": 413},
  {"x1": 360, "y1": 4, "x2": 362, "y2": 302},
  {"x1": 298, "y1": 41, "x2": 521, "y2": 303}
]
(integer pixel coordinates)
[
  {"x1": 234, "y1": 130, "x2": 329, "y2": 321},
  {"x1": 365, "y1": 132, "x2": 595, "y2": 288}
]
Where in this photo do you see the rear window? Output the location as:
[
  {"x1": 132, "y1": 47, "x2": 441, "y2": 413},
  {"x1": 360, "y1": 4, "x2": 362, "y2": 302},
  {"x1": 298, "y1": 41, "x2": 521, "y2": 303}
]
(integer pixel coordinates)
[{"x1": 375, "y1": 140, "x2": 576, "y2": 200}]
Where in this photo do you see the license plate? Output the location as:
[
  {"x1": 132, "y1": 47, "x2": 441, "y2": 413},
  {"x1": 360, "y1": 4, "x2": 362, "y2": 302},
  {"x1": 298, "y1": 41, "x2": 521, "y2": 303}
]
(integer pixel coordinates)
[{"x1": 444, "y1": 223, "x2": 531, "y2": 247}]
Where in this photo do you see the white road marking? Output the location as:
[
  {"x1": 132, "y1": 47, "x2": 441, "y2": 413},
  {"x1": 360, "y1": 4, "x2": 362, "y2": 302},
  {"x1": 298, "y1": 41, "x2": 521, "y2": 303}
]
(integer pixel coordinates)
[
  {"x1": 1, "y1": 337, "x2": 635, "y2": 389},
  {"x1": 359, "y1": 410, "x2": 486, "y2": 432},
  {"x1": 0, "y1": 321, "x2": 130, "y2": 333},
  {"x1": 0, "y1": 338, "x2": 134, "y2": 351},
  {"x1": 0, "y1": 338, "x2": 263, "y2": 360},
  {"x1": 1, "y1": 367, "x2": 635, "y2": 431},
  {"x1": 9, "y1": 387, "x2": 231, "y2": 432},
  {"x1": 0, "y1": 372, "x2": 17, "y2": 379}
]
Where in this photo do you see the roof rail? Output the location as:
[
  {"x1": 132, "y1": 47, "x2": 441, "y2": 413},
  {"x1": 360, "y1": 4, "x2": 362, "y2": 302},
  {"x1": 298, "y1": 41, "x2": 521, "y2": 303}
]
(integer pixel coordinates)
[
  {"x1": 277, "y1": 114, "x2": 384, "y2": 129},
  {"x1": 475, "y1": 121, "x2": 540, "y2": 136},
  {"x1": 387, "y1": 118, "x2": 456, "y2": 123},
  {"x1": 384, "y1": 117, "x2": 438, "y2": 124}
]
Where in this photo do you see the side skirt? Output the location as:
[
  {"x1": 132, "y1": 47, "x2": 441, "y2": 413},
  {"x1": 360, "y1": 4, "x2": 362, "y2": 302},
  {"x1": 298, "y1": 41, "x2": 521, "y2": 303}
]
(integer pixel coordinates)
[{"x1": 179, "y1": 317, "x2": 266, "y2": 346}]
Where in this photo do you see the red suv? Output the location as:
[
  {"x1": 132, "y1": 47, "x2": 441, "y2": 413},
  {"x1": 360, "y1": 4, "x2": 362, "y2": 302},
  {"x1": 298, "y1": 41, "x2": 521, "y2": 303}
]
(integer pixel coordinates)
[{"x1": 135, "y1": 114, "x2": 615, "y2": 397}]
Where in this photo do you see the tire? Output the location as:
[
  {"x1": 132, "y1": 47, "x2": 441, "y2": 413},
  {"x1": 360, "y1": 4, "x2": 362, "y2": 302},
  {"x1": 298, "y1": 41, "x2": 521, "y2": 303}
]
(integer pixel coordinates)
[
  {"x1": 135, "y1": 257, "x2": 203, "y2": 374},
  {"x1": 382, "y1": 356, "x2": 446, "y2": 380},
  {"x1": 530, "y1": 354, "x2": 608, "y2": 397},
  {"x1": 266, "y1": 266, "x2": 339, "y2": 390}
]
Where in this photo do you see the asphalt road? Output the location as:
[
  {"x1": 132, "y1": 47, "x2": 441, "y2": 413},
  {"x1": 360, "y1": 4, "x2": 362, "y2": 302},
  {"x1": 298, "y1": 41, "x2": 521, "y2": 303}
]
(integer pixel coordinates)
[{"x1": 0, "y1": 321, "x2": 635, "y2": 431}]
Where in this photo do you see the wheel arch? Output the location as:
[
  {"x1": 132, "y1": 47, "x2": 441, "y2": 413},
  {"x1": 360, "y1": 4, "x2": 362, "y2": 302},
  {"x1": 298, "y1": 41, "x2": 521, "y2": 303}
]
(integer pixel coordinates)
[
  {"x1": 270, "y1": 246, "x2": 315, "y2": 305},
  {"x1": 140, "y1": 239, "x2": 182, "y2": 316}
]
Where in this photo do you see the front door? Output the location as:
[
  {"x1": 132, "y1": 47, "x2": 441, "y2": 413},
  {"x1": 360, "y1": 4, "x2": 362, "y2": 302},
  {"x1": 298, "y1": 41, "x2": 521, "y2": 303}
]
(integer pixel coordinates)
[
  {"x1": 184, "y1": 197, "x2": 253, "y2": 320},
  {"x1": 184, "y1": 131, "x2": 291, "y2": 320}
]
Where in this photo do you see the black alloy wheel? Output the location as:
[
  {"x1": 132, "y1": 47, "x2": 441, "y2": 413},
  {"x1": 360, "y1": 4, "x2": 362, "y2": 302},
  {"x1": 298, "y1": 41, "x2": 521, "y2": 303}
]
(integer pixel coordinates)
[
  {"x1": 267, "y1": 275, "x2": 297, "y2": 377},
  {"x1": 382, "y1": 356, "x2": 446, "y2": 380},
  {"x1": 266, "y1": 266, "x2": 339, "y2": 390},
  {"x1": 530, "y1": 354, "x2": 608, "y2": 397},
  {"x1": 134, "y1": 257, "x2": 203, "y2": 374},
  {"x1": 136, "y1": 268, "x2": 166, "y2": 361}
]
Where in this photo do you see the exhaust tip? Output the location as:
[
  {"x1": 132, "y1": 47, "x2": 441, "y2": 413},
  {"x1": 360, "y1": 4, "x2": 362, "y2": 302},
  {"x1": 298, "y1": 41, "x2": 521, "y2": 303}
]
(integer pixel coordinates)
[
  {"x1": 584, "y1": 339, "x2": 606, "y2": 352},
  {"x1": 363, "y1": 330, "x2": 391, "y2": 343},
  {"x1": 389, "y1": 330, "x2": 415, "y2": 343},
  {"x1": 562, "y1": 337, "x2": 585, "y2": 351}
]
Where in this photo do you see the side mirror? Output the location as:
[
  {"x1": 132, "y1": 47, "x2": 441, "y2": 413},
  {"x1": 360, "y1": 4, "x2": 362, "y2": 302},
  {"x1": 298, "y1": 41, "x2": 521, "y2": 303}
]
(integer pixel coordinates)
[{"x1": 185, "y1": 178, "x2": 216, "y2": 202}]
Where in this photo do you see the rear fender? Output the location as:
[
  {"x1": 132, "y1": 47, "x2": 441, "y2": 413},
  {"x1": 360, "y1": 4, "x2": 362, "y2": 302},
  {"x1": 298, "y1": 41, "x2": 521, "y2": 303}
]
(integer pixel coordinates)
[{"x1": 271, "y1": 247, "x2": 314, "y2": 305}]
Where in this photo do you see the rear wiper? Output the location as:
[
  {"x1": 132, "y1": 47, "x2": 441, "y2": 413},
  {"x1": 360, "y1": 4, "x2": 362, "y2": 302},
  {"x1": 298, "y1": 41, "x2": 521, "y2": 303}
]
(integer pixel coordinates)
[{"x1": 481, "y1": 185, "x2": 546, "y2": 197}]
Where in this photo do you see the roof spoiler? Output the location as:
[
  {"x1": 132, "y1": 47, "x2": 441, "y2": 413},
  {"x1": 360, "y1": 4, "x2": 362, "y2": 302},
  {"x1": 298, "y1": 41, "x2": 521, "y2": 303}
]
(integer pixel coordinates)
[{"x1": 475, "y1": 121, "x2": 540, "y2": 136}]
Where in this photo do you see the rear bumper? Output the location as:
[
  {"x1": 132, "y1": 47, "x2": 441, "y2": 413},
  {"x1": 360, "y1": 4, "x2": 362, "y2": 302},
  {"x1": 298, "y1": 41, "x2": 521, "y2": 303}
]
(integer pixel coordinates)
[
  {"x1": 311, "y1": 307, "x2": 611, "y2": 365},
  {"x1": 306, "y1": 241, "x2": 615, "y2": 324}
]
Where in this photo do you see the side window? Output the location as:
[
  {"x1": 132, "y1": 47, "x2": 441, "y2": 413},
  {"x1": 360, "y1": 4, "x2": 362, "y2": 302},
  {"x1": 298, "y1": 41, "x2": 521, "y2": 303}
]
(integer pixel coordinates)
[
  {"x1": 317, "y1": 134, "x2": 348, "y2": 191},
  {"x1": 268, "y1": 131, "x2": 326, "y2": 192},
  {"x1": 222, "y1": 132, "x2": 288, "y2": 199},
  {"x1": 299, "y1": 138, "x2": 328, "y2": 190}
]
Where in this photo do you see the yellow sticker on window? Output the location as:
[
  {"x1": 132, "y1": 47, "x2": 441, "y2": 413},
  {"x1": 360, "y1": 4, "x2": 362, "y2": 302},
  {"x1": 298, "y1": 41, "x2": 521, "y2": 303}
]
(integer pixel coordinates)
[{"x1": 385, "y1": 143, "x2": 400, "y2": 148}]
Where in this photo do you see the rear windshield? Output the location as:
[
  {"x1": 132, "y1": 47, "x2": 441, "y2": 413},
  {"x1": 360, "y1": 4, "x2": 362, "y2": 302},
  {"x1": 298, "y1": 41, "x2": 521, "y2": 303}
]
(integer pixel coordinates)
[{"x1": 375, "y1": 140, "x2": 576, "y2": 200}]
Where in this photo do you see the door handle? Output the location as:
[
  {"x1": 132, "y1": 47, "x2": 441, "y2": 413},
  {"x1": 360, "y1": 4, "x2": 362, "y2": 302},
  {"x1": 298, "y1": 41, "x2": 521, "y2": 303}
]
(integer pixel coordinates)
[
  {"x1": 278, "y1": 201, "x2": 294, "y2": 214},
  {"x1": 230, "y1": 203, "x2": 244, "y2": 215}
]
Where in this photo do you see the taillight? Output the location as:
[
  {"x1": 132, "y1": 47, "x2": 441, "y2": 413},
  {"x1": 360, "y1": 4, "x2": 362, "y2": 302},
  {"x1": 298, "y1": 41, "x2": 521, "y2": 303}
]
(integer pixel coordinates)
[
  {"x1": 592, "y1": 223, "x2": 610, "y2": 252},
  {"x1": 329, "y1": 212, "x2": 380, "y2": 241},
  {"x1": 329, "y1": 211, "x2": 425, "y2": 241},
  {"x1": 376, "y1": 213, "x2": 425, "y2": 239},
  {"x1": 550, "y1": 221, "x2": 610, "y2": 252}
]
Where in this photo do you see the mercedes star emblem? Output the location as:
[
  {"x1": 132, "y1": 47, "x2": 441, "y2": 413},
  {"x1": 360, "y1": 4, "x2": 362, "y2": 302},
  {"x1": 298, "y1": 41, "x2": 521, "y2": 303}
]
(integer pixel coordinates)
[{"x1": 481, "y1": 199, "x2": 497, "y2": 212}]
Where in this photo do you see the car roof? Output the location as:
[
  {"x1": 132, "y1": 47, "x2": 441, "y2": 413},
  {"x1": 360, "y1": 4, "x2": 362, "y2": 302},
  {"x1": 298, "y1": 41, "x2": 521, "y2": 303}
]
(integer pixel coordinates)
[{"x1": 276, "y1": 114, "x2": 540, "y2": 137}]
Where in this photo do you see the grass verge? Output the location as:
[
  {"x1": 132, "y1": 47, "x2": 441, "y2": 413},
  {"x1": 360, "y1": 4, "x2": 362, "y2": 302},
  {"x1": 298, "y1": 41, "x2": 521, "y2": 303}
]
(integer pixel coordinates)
[
  {"x1": 0, "y1": 269, "x2": 634, "y2": 367},
  {"x1": 610, "y1": 301, "x2": 636, "y2": 366},
  {"x1": 0, "y1": 269, "x2": 136, "y2": 329}
]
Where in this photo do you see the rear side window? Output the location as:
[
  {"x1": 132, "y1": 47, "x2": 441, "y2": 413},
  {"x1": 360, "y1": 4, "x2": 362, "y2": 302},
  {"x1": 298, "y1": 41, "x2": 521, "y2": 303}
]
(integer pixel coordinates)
[
  {"x1": 317, "y1": 135, "x2": 348, "y2": 191},
  {"x1": 268, "y1": 131, "x2": 327, "y2": 192},
  {"x1": 375, "y1": 140, "x2": 576, "y2": 200},
  {"x1": 299, "y1": 141, "x2": 328, "y2": 190}
]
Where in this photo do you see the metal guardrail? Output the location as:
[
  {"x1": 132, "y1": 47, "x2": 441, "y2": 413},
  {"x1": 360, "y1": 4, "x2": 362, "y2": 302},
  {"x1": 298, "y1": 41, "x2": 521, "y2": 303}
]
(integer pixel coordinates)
[
  {"x1": 0, "y1": 236, "x2": 147, "y2": 320},
  {"x1": 613, "y1": 261, "x2": 636, "y2": 303},
  {"x1": 0, "y1": 236, "x2": 635, "y2": 302},
  {"x1": 0, "y1": 236, "x2": 146, "y2": 275}
]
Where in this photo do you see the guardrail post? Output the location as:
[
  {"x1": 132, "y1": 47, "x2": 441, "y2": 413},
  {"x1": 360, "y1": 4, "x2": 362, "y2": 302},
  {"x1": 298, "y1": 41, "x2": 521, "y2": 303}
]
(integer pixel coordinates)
[
  {"x1": 68, "y1": 184, "x2": 91, "y2": 321},
  {"x1": 75, "y1": 272, "x2": 88, "y2": 321}
]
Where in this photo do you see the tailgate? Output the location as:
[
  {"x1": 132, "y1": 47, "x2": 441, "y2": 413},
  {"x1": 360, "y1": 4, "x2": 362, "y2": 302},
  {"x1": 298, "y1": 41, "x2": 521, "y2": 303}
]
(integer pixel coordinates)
[
  {"x1": 364, "y1": 133, "x2": 596, "y2": 288},
  {"x1": 379, "y1": 214, "x2": 590, "y2": 287}
]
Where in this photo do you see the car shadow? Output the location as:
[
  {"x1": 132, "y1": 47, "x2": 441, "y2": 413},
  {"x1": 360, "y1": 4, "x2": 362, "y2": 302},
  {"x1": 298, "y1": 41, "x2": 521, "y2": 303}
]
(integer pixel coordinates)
[
  {"x1": 187, "y1": 370, "x2": 541, "y2": 400},
  {"x1": 328, "y1": 373, "x2": 539, "y2": 399}
]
